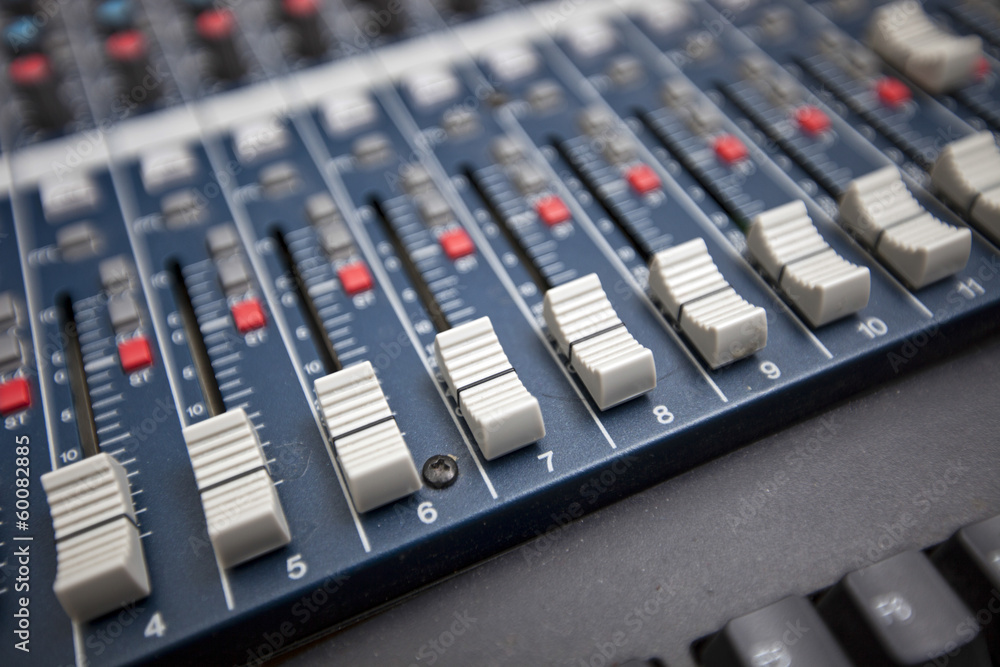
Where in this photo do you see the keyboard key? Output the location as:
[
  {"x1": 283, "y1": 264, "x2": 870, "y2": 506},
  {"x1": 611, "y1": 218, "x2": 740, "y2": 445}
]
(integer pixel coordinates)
[
  {"x1": 702, "y1": 596, "x2": 852, "y2": 667},
  {"x1": 817, "y1": 550, "x2": 990, "y2": 666},
  {"x1": 933, "y1": 514, "x2": 1000, "y2": 663}
]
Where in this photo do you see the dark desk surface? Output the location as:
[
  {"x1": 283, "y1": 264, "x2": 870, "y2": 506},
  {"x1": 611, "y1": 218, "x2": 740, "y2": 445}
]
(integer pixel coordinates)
[{"x1": 277, "y1": 331, "x2": 1000, "y2": 667}]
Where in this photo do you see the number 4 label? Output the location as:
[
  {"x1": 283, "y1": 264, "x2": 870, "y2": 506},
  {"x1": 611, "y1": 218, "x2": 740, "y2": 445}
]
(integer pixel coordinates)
[{"x1": 144, "y1": 612, "x2": 166, "y2": 638}]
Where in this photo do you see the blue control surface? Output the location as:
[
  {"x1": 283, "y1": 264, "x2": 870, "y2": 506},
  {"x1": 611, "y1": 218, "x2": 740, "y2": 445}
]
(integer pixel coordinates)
[{"x1": 1, "y1": 0, "x2": 999, "y2": 665}]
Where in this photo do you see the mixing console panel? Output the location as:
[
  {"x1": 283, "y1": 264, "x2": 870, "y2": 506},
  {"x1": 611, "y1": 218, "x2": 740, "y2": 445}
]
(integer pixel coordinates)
[{"x1": 1, "y1": 0, "x2": 999, "y2": 664}]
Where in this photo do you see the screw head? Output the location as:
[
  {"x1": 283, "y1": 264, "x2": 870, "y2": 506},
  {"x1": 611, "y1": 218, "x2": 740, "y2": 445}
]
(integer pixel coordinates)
[{"x1": 422, "y1": 454, "x2": 458, "y2": 489}]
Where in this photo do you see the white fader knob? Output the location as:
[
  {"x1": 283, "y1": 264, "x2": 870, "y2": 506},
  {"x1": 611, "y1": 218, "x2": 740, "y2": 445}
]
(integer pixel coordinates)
[
  {"x1": 931, "y1": 132, "x2": 1000, "y2": 245},
  {"x1": 748, "y1": 201, "x2": 870, "y2": 327},
  {"x1": 840, "y1": 166, "x2": 971, "y2": 288},
  {"x1": 868, "y1": 0, "x2": 982, "y2": 94},
  {"x1": 649, "y1": 238, "x2": 767, "y2": 368},
  {"x1": 542, "y1": 274, "x2": 656, "y2": 410},
  {"x1": 182, "y1": 408, "x2": 291, "y2": 568},
  {"x1": 434, "y1": 317, "x2": 545, "y2": 460},
  {"x1": 41, "y1": 453, "x2": 151, "y2": 622},
  {"x1": 314, "y1": 361, "x2": 421, "y2": 512}
]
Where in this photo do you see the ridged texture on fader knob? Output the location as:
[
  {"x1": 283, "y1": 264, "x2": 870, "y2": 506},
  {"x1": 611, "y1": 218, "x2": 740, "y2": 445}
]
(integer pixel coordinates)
[
  {"x1": 931, "y1": 132, "x2": 1000, "y2": 245},
  {"x1": 840, "y1": 166, "x2": 970, "y2": 288},
  {"x1": 868, "y1": 0, "x2": 982, "y2": 94},
  {"x1": 314, "y1": 361, "x2": 421, "y2": 513},
  {"x1": 543, "y1": 274, "x2": 656, "y2": 410},
  {"x1": 182, "y1": 408, "x2": 291, "y2": 567},
  {"x1": 41, "y1": 453, "x2": 151, "y2": 621},
  {"x1": 748, "y1": 201, "x2": 870, "y2": 327},
  {"x1": 649, "y1": 238, "x2": 767, "y2": 369},
  {"x1": 434, "y1": 317, "x2": 545, "y2": 460}
]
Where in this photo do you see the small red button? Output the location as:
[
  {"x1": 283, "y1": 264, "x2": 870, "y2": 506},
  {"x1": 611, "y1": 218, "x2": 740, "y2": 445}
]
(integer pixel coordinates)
[
  {"x1": 976, "y1": 56, "x2": 990, "y2": 82},
  {"x1": 283, "y1": 0, "x2": 320, "y2": 18},
  {"x1": 794, "y1": 105, "x2": 830, "y2": 136},
  {"x1": 439, "y1": 228, "x2": 475, "y2": 260},
  {"x1": 9, "y1": 53, "x2": 52, "y2": 87},
  {"x1": 0, "y1": 377, "x2": 31, "y2": 415},
  {"x1": 875, "y1": 77, "x2": 911, "y2": 108},
  {"x1": 712, "y1": 134, "x2": 748, "y2": 165},
  {"x1": 196, "y1": 8, "x2": 235, "y2": 42},
  {"x1": 337, "y1": 261, "x2": 374, "y2": 296},
  {"x1": 106, "y1": 30, "x2": 147, "y2": 62},
  {"x1": 535, "y1": 195, "x2": 571, "y2": 226},
  {"x1": 118, "y1": 336, "x2": 153, "y2": 373},
  {"x1": 231, "y1": 298, "x2": 266, "y2": 333},
  {"x1": 625, "y1": 164, "x2": 661, "y2": 195}
]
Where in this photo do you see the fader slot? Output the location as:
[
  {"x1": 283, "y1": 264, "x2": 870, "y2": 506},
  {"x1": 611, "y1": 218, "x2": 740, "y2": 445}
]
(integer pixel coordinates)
[
  {"x1": 551, "y1": 135, "x2": 768, "y2": 368},
  {"x1": 943, "y1": 3, "x2": 1000, "y2": 52},
  {"x1": 41, "y1": 452, "x2": 151, "y2": 622},
  {"x1": 716, "y1": 82, "x2": 973, "y2": 290},
  {"x1": 718, "y1": 82, "x2": 850, "y2": 197},
  {"x1": 549, "y1": 137, "x2": 656, "y2": 263},
  {"x1": 272, "y1": 228, "x2": 343, "y2": 375},
  {"x1": 794, "y1": 56, "x2": 934, "y2": 168},
  {"x1": 167, "y1": 250, "x2": 292, "y2": 567},
  {"x1": 56, "y1": 294, "x2": 100, "y2": 459},
  {"x1": 462, "y1": 165, "x2": 554, "y2": 291},
  {"x1": 9, "y1": 0, "x2": 1000, "y2": 662},
  {"x1": 370, "y1": 196, "x2": 451, "y2": 332},
  {"x1": 636, "y1": 108, "x2": 758, "y2": 228},
  {"x1": 371, "y1": 184, "x2": 547, "y2": 459},
  {"x1": 465, "y1": 146, "x2": 657, "y2": 407},
  {"x1": 167, "y1": 260, "x2": 226, "y2": 416},
  {"x1": 45, "y1": 299, "x2": 152, "y2": 623}
]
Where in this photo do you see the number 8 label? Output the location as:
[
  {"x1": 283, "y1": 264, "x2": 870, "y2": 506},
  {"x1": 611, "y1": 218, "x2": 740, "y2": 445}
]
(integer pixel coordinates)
[{"x1": 653, "y1": 406, "x2": 674, "y2": 424}]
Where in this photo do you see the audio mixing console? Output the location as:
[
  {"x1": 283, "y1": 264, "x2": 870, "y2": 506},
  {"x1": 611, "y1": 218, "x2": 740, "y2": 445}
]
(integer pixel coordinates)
[{"x1": 1, "y1": 0, "x2": 1000, "y2": 664}]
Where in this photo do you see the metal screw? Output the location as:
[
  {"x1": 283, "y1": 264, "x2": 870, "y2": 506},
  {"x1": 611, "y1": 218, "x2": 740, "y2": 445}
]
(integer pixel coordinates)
[{"x1": 422, "y1": 455, "x2": 458, "y2": 489}]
